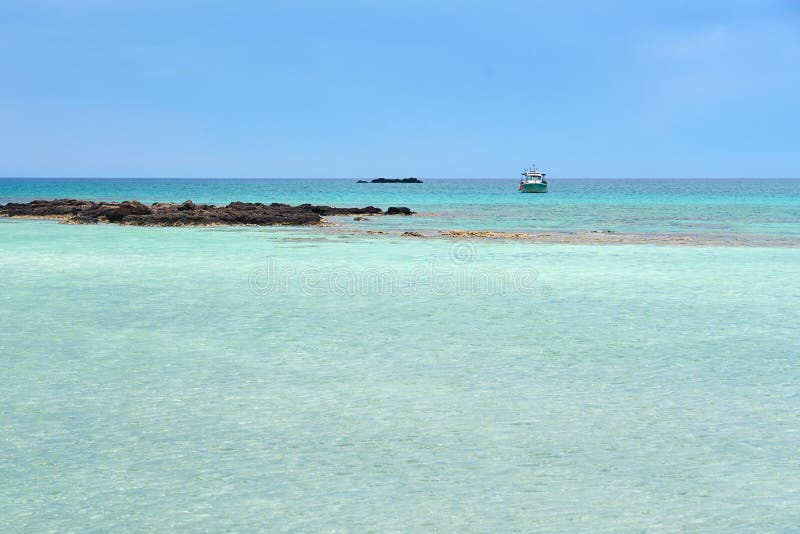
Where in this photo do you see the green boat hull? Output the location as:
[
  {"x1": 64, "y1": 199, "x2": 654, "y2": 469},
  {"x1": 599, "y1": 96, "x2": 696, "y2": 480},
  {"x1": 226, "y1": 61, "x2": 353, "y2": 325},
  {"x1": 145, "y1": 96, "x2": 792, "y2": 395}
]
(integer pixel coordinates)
[{"x1": 519, "y1": 182, "x2": 548, "y2": 193}]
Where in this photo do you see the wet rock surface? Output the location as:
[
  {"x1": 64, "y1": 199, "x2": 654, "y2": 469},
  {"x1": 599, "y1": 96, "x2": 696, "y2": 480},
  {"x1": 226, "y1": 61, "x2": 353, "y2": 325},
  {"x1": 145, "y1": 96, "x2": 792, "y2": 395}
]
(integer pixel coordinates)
[
  {"x1": 0, "y1": 199, "x2": 94, "y2": 218},
  {"x1": 386, "y1": 206, "x2": 413, "y2": 216},
  {"x1": 0, "y1": 199, "x2": 413, "y2": 227}
]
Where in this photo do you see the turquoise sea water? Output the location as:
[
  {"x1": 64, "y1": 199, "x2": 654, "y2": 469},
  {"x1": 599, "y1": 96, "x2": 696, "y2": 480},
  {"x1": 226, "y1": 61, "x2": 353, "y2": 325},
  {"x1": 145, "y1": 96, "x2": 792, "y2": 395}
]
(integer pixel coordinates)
[
  {"x1": 2, "y1": 179, "x2": 800, "y2": 531},
  {"x1": 3, "y1": 178, "x2": 800, "y2": 240}
]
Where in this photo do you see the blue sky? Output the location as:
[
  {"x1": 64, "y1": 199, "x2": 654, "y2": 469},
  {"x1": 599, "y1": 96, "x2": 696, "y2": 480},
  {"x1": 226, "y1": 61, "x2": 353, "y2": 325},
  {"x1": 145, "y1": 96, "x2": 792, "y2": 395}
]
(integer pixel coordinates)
[{"x1": 1, "y1": 0, "x2": 798, "y2": 178}]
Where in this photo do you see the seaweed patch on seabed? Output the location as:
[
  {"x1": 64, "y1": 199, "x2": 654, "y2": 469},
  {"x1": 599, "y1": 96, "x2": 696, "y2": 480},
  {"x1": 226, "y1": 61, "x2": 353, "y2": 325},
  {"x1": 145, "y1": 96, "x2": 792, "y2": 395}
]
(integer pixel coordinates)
[
  {"x1": 323, "y1": 227, "x2": 799, "y2": 247},
  {"x1": 277, "y1": 237, "x2": 340, "y2": 245},
  {"x1": 438, "y1": 230, "x2": 800, "y2": 247}
]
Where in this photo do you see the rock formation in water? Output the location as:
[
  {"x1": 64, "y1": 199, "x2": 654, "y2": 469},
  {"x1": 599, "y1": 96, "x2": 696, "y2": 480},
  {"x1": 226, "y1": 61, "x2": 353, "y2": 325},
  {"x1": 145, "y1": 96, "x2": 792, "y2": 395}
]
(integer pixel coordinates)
[
  {"x1": 0, "y1": 199, "x2": 414, "y2": 226},
  {"x1": 357, "y1": 177, "x2": 423, "y2": 183},
  {"x1": 386, "y1": 206, "x2": 413, "y2": 215}
]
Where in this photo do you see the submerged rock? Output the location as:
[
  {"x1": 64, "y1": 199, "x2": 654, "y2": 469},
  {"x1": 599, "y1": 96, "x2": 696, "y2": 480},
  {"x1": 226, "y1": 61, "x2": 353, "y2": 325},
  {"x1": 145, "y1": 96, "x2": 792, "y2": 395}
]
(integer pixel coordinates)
[
  {"x1": 0, "y1": 199, "x2": 415, "y2": 227},
  {"x1": 441, "y1": 230, "x2": 530, "y2": 239}
]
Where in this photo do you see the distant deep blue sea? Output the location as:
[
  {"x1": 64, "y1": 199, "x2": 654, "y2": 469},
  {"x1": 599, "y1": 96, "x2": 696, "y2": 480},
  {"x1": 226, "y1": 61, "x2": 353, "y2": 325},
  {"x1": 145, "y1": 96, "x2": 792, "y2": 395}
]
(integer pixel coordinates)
[{"x1": 2, "y1": 178, "x2": 799, "y2": 531}]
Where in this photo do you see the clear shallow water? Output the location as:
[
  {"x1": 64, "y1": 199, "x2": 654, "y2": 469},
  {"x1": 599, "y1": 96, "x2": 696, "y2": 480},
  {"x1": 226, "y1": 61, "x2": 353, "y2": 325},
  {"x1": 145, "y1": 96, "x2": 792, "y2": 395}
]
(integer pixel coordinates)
[
  {"x1": 2, "y1": 178, "x2": 800, "y2": 240},
  {"x1": 2, "y1": 180, "x2": 800, "y2": 531}
]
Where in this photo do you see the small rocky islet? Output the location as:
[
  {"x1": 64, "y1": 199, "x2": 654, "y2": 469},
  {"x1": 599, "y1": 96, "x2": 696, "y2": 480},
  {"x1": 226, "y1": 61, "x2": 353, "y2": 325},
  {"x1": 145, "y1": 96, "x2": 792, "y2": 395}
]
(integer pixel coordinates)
[
  {"x1": 356, "y1": 177, "x2": 423, "y2": 183},
  {"x1": 0, "y1": 199, "x2": 414, "y2": 226}
]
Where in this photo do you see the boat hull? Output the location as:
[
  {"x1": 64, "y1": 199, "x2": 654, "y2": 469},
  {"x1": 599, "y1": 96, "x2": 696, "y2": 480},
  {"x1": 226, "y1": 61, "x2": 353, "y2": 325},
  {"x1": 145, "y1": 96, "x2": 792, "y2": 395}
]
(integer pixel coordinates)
[{"x1": 519, "y1": 182, "x2": 547, "y2": 193}]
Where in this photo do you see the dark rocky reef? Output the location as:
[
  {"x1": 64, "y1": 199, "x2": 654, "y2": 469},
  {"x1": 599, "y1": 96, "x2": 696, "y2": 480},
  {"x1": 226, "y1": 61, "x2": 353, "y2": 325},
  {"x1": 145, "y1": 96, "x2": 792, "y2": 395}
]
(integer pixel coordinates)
[
  {"x1": 0, "y1": 199, "x2": 413, "y2": 226},
  {"x1": 386, "y1": 206, "x2": 413, "y2": 216},
  {"x1": 357, "y1": 177, "x2": 423, "y2": 183}
]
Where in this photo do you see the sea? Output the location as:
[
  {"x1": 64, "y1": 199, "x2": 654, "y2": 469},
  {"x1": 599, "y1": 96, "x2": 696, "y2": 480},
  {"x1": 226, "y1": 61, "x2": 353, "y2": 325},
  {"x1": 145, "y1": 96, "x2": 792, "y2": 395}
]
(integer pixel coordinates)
[{"x1": 1, "y1": 178, "x2": 799, "y2": 531}]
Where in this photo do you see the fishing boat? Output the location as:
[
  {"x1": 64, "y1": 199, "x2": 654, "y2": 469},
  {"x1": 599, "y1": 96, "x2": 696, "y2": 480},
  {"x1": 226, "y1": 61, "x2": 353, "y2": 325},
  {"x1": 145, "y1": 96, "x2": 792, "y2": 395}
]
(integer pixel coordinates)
[{"x1": 518, "y1": 165, "x2": 548, "y2": 193}]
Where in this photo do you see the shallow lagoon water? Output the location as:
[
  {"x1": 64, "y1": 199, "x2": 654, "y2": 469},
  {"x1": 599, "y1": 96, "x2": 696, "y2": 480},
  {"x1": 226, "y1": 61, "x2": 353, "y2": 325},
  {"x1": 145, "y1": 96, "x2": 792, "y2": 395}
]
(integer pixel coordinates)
[
  {"x1": 1, "y1": 180, "x2": 800, "y2": 531},
  {"x1": 3, "y1": 178, "x2": 800, "y2": 239}
]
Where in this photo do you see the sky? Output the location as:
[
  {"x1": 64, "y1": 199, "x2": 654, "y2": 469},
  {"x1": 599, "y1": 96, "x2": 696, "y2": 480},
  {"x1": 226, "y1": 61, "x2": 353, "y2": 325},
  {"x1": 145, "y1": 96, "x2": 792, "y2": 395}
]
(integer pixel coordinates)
[{"x1": 0, "y1": 0, "x2": 798, "y2": 178}]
